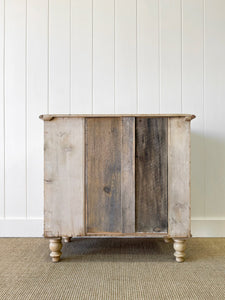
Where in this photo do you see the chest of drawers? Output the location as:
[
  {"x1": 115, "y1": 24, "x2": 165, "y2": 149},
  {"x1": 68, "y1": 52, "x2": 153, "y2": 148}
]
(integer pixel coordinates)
[{"x1": 40, "y1": 114, "x2": 195, "y2": 262}]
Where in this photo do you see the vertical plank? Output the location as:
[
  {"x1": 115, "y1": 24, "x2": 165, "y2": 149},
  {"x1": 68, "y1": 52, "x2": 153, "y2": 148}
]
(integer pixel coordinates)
[
  {"x1": 86, "y1": 118, "x2": 122, "y2": 233},
  {"x1": 204, "y1": 0, "x2": 225, "y2": 217},
  {"x1": 115, "y1": 0, "x2": 136, "y2": 113},
  {"x1": 49, "y1": 0, "x2": 70, "y2": 114},
  {"x1": 168, "y1": 117, "x2": 191, "y2": 237},
  {"x1": 5, "y1": 0, "x2": 26, "y2": 218},
  {"x1": 27, "y1": 0, "x2": 48, "y2": 218},
  {"x1": 137, "y1": 0, "x2": 159, "y2": 113},
  {"x1": 71, "y1": 0, "x2": 92, "y2": 114},
  {"x1": 44, "y1": 118, "x2": 85, "y2": 237},
  {"x1": 160, "y1": 0, "x2": 182, "y2": 113},
  {"x1": 182, "y1": 0, "x2": 204, "y2": 218},
  {"x1": 0, "y1": 0, "x2": 4, "y2": 218},
  {"x1": 135, "y1": 118, "x2": 168, "y2": 233},
  {"x1": 93, "y1": 0, "x2": 114, "y2": 113},
  {"x1": 121, "y1": 117, "x2": 135, "y2": 233}
]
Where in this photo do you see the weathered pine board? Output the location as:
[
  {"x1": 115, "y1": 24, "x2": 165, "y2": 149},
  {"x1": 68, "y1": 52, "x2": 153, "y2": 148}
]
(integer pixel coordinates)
[
  {"x1": 86, "y1": 117, "x2": 135, "y2": 233},
  {"x1": 86, "y1": 118, "x2": 122, "y2": 233},
  {"x1": 168, "y1": 117, "x2": 191, "y2": 237},
  {"x1": 44, "y1": 118, "x2": 85, "y2": 237},
  {"x1": 121, "y1": 117, "x2": 135, "y2": 233},
  {"x1": 135, "y1": 118, "x2": 168, "y2": 233}
]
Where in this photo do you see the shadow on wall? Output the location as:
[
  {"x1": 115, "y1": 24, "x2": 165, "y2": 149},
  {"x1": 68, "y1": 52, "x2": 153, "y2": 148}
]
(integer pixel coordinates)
[{"x1": 191, "y1": 131, "x2": 225, "y2": 219}]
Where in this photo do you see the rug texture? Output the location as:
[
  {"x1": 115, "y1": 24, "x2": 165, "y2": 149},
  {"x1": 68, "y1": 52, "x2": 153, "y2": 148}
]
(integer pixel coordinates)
[{"x1": 0, "y1": 238, "x2": 225, "y2": 299}]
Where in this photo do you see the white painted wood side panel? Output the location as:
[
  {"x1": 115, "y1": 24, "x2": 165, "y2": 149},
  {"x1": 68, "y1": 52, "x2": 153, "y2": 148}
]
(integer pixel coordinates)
[
  {"x1": 49, "y1": 0, "x2": 70, "y2": 114},
  {"x1": 0, "y1": 0, "x2": 4, "y2": 218},
  {"x1": 4, "y1": 0, "x2": 26, "y2": 218},
  {"x1": 204, "y1": 0, "x2": 225, "y2": 217},
  {"x1": 71, "y1": 0, "x2": 92, "y2": 114},
  {"x1": 27, "y1": 0, "x2": 48, "y2": 218},
  {"x1": 182, "y1": 0, "x2": 205, "y2": 218},
  {"x1": 159, "y1": 0, "x2": 182, "y2": 113},
  {"x1": 93, "y1": 0, "x2": 114, "y2": 113},
  {"x1": 137, "y1": 0, "x2": 159, "y2": 114},
  {"x1": 115, "y1": 0, "x2": 136, "y2": 113}
]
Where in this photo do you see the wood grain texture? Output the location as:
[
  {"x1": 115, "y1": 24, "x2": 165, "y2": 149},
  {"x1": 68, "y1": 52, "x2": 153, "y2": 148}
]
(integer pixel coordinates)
[
  {"x1": 44, "y1": 118, "x2": 85, "y2": 237},
  {"x1": 86, "y1": 118, "x2": 122, "y2": 233},
  {"x1": 135, "y1": 117, "x2": 168, "y2": 233},
  {"x1": 168, "y1": 117, "x2": 191, "y2": 237},
  {"x1": 121, "y1": 117, "x2": 135, "y2": 233}
]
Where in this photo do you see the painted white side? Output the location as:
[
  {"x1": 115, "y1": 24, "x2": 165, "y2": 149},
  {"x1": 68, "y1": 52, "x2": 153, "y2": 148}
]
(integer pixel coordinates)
[{"x1": 0, "y1": 0, "x2": 225, "y2": 237}]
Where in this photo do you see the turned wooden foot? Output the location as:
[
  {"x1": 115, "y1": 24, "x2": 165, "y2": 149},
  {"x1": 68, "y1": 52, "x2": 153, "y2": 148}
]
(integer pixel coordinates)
[
  {"x1": 49, "y1": 238, "x2": 62, "y2": 262},
  {"x1": 63, "y1": 237, "x2": 72, "y2": 243},
  {"x1": 173, "y1": 239, "x2": 186, "y2": 263},
  {"x1": 164, "y1": 237, "x2": 172, "y2": 243}
]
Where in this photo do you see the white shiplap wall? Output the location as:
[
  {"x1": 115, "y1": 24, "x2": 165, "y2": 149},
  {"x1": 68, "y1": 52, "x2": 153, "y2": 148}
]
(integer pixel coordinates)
[{"x1": 0, "y1": 0, "x2": 225, "y2": 237}]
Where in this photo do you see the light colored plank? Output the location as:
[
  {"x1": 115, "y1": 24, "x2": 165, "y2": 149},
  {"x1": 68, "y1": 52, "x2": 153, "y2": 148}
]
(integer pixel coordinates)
[
  {"x1": 204, "y1": 0, "x2": 225, "y2": 217},
  {"x1": 71, "y1": 0, "x2": 92, "y2": 114},
  {"x1": 49, "y1": 0, "x2": 70, "y2": 114},
  {"x1": 160, "y1": 0, "x2": 182, "y2": 113},
  {"x1": 5, "y1": 0, "x2": 26, "y2": 218},
  {"x1": 137, "y1": 0, "x2": 159, "y2": 113},
  {"x1": 182, "y1": 0, "x2": 204, "y2": 218},
  {"x1": 115, "y1": 0, "x2": 136, "y2": 113},
  {"x1": 40, "y1": 114, "x2": 195, "y2": 119},
  {"x1": 93, "y1": 0, "x2": 114, "y2": 113},
  {"x1": 27, "y1": 0, "x2": 48, "y2": 219},
  {"x1": 121, "y1": 117, "x2": 135, "y2": 233},
  {"x1": 0, "y1": 0, "x2": 4, "y2": 218},
  {"x1": 168, "y1": 117, "x2": 191, "y2": 237},
  {"x1": 44, "y1": 118, "x2": 85, "y2": 237}
]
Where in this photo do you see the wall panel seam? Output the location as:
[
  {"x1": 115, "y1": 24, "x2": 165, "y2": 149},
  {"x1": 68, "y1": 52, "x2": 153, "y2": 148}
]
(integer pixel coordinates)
[
  {"x1": 25, "y1": 0, "x2": 28, "y2": 219},
  {"x1": 3, "y1": 0, "x2": 5, "y2": 219},
  {"x1": 203, "y1": 0, "x2": 206, "y2": 218},
  {"x1": 158, "y1": 0, "x2": 161, "y2": 113}
]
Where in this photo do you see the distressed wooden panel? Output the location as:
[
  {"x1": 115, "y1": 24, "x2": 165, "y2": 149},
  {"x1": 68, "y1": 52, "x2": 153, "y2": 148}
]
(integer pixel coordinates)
[
  {"x1": 168, "y1": 117, "x2": 191, "y2": 237},
  {"x1": 86, "y1": 118, "x2": 122, "y2": 233},
  {"x1": 135, "y1": 118, "x2": 168, "y2": 233},
  {"x1": 121, "y1": 117, "x2": 135, "y2": 233},
  {"x1": 44, "y1": 118, "x2": 85, "y2": 237}
]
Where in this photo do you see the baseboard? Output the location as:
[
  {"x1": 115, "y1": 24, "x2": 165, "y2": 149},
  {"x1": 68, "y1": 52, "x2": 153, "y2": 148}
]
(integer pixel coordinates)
[
  {"x1": 191, "y1": 219, "x2": 225, "y2": 237},
  {"x1": 0, "y1": 219, "x2": 43, "y2": 237},
  {"x1": 0, "y1": 218, "x2": 225, "y2": 237}
]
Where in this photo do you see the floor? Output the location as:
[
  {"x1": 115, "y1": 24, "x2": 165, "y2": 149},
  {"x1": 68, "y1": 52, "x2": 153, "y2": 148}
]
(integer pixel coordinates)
[{"x1": 0, "y1": 238, "x2": 225, "y2": 299}]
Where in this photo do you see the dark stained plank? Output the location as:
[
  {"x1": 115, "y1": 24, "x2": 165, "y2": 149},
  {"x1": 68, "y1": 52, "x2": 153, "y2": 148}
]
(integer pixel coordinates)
[
  {"x1": 121, "y1": 117, "x2": 135, "y2": 233},
  {"x1": 135, "y1": 117, "x2": 168, "y2": 233},
  {"x1": 86, "y1": 117, "x2": 122, "y2": 233}
]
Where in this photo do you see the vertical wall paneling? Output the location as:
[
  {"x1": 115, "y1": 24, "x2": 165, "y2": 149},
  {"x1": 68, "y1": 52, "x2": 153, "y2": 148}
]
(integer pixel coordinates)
[
  {"x1": 93, "y1": 0, "x2": 114, "y2": 113},
  {"x1": 5, "y1": 0, "x2": 26, "y2": 218},
  {"x1": 49, "y1": 0, "x2": 70, "y2": 114},
  {"x1": 115, "y1": 0, "x2": 137, "y2": 113},
  {"x1": 27, "y1": 0, "x2": 48, "y2": 218},
  {"x1": 137, "y1": 0, "x2": 159, "y2": 113},
  {"x1": 204, "y1": 0, "x2": 225, "y2": 217},
  {"x1": 182, "y1": 0, "x2": 204, "y2": 218},
  {"x1": 71, "y1": 0, "x2": 92, "y2": 114},
  {"x1": 159, "y1": 0, "x2": 182, "y2": 113},
  {"x1": 0, "y1": 0, "x2": 4, "y2": 218}
]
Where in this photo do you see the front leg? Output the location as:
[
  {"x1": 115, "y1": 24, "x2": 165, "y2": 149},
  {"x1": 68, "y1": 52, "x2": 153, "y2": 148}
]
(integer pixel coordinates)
[
  {"x1": 49, "y1": 238, "x2": 62, "y2": 262},
  {"x1": 173, "y1": 239, "x2": 186, "y2": 262}
]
